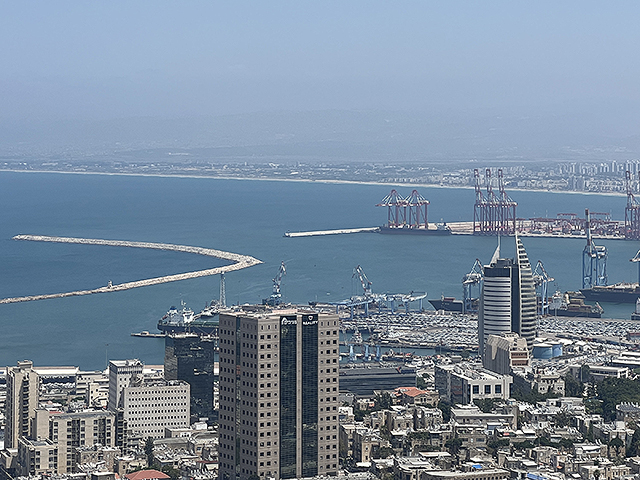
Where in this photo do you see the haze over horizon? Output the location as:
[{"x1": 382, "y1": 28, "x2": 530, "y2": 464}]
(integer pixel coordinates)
[{"x1": 2, "y1": 2, "x2": 640, "y2": 161}]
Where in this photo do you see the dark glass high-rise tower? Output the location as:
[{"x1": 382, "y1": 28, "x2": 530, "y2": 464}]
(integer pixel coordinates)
[{"x1": 164, "y1": 333, "x2": 216, "y2": 422}]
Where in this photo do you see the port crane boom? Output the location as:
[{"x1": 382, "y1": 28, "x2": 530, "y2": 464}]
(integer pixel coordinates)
[
  {"x1": 262, "y1": 261, "x2": 286, "y2": 306},
  {"x1": 353, "y1": 265, "x2": 373, "y2": 296},
  {"x1": 582, "y1": 208, "x2": 607, "y2": 289}
]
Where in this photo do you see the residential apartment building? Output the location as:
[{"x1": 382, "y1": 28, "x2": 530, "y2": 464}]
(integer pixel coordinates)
[
  {"x1": 123, "y1": 379, "x2": 190, "y2": 440},
  {"x1": 6, "y1": 360, "x2": 40, "y2": 449}
]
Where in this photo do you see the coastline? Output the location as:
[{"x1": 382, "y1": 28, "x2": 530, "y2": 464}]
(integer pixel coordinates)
[{"x1": 0, "y1": 168, "x2": 628, "y2": 199}]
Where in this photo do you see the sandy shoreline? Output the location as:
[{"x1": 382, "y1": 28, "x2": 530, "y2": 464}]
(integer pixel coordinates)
[{"x1": 0, "y1": 167, "x2": 628, "y2": 199}]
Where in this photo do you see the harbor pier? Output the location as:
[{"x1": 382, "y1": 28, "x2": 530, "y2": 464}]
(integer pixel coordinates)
[{"x1": 0, "y1": 235, "x2": 262, "y2": 304}]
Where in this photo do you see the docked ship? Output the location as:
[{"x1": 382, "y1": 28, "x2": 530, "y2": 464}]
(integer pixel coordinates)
[
  {"x1": 428, "y1": 294, "x2": 478, "y2": 313},
  {"x1": 580, "y1": 283, "x2": 640, "y2": 303},
  {"x1": 157, "y1": 301, "x2": 219, "y2": 335},
  {"x1": 378, "y1": 222, "x2": 451, "y2": 236},
  {"x1": 548, "y1": 291, "x2": 603, "y2": 318},
  {"x1": 428, "y1": 296, "x2": 464, "y2": 312},
  {"x1": 198, "y1": 300, "x2": 222, "y2": 320}
]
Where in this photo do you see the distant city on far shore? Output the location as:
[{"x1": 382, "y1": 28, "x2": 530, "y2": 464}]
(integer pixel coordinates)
[{"x1": 3, "y1": 158, "x2": 640, "y2": 196}]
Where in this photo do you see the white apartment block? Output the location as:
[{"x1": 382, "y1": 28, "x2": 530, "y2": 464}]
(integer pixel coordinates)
[{"x1": 123, "y1": 380, "x2": 190, "y2": 439}]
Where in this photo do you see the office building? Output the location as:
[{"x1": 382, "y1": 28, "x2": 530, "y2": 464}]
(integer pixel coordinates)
[
  {"x1": 484, "y1": 333, "x2": 530, "y2": 375},
  {"x1": 6, "y1": 360, "x2": 40, "y2": 449},
  {"x1": 108, "y1": 359, "x2": 143, "y2": 411},
  {"x1": 218, "y1": 308, "x2": 340, "y2": 480},
  {"x1": 478, "y1": 236, "x2": 536, "y2": 358},
  {"x1": 435, "y1": 364, "x2": 512, "y2": 405},
  {"x1": 165, "y1": 333, "x2": 216, "y2": 422}
]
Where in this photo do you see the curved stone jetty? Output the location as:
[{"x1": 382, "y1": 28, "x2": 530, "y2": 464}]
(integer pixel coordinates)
[{"x1": 1, "y1": 235, "x2": 262, "y2": 304}]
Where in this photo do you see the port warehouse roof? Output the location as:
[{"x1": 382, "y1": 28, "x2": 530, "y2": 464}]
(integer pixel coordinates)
[{"x1": 339, "y1": 366, "x2": 417, "y2": 396}]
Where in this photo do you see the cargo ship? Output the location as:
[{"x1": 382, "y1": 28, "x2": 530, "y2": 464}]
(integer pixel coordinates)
[
  {"x1": 378, "y1": 222, "x2": 451, "y2": 235},
  {"x1": 428, "y1": 294, "x2": 478, "y2": 313},
  {"x1": 548, "y1": 291, "x2": 603, "y2": 318},
  {"x1": 580, "y1": 283, "x2": 640, "y2": 303},
  {"x1": 157, "y1": 301, "x2": 219, "y2": 335},
  {"x1": 428, "y1": 296, "x2": 464, "y2": 312}
]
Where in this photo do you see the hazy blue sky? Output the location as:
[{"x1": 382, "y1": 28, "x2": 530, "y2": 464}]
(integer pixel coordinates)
[{"x1": 2, "y1": 1, "x2": 639, "y2": 121}]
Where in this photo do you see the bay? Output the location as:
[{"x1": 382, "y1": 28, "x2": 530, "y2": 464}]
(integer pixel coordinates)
[{"x1": 0, "y1": 171, "x2": 637, "y2": 370}]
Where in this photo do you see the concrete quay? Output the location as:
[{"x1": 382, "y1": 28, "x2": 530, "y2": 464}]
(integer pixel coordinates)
[
  {"x1": 0, "y1": 235, "x2": 262, "y2": 304},
  {"x1": 284, "y1": 227, "x2": 380, "y2": 237}
]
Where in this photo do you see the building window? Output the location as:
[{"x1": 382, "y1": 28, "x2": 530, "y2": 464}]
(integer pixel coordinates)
[{"x1": 472, "y1": 385, "x2": 479, "y2": 394}]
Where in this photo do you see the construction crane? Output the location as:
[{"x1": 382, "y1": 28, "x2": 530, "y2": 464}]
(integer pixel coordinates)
[
  {"x1": 262, "y1": 261, "x2": 286, "y2": 306},
  {"x1": 582, "y1": 209, "x2": 607, "y2": 289},
  {"x1": 533, "y1": 261, "x2": 554, "y2": 315}
]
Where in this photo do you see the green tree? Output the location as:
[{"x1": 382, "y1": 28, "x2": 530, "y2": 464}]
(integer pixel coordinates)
[
  {"x1": 445, "y1": 437, "x2": 463, "y2": 456},
  {"x1": 373, "y1": 446, "x2": 395, "y2": 459},
  {"x1": 473, "y1": 398, "x2": 496, "y2": 413},
  {"x1": 487, "y1": 438, "x2": 510, "y2": 454},
  {"x1": 558, "y1": 438, "x2": 575, "y2": 451},
  {"x1": 438, "y1": 401, "x2": 452, "y2": 422},
  {"x1": 564, "y1": 373, "x2": 584, "y2": 398},
  {"x1": 354, "y1": 409, "x2": 367, "y2": 422},
  {"x1": 374, "y1": 392, "x2": 393, "y2": 411},
  {"x1": 597, "y1": 377, "x2": 640, "y2": 421},
  {"x1": 380, "y1": 425, "x2": 392, "y2": 442},
  {"x1": 609, "y1": 437, "x2": 625, "y2": 458},
  {"x1": 161, "y1": 465, "x2": 180, "y2": 480},
  {"x1": 417, "y1": 375, "x2": 428, "y2": 390},
  {"x1": 586, "y1": 423, "x2": 595, "y2": 442},
  {"x1": 627, "y1": 424, "x2": 640, "y2": 457},
  {"x1": 554, "y1": 410, "x2": 572, "y2": 427},
  {"x1": 513, "y1": 440, "x2": 535, "y2": 450},
  {"x1": 144, "y1": 437, "x2": 156, "y2": 468}
]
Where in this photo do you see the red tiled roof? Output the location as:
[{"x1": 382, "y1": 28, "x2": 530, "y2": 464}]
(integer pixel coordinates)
[
  {"x1": 395, "y1": 386, "x2": 428, "y2": 397},
  {"x1": 125, "y1": 470, "x2": 170, "y2": 480}
]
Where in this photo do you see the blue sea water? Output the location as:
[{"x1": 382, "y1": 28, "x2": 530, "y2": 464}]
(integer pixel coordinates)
[{"x1": 0, "y1": 171, "x2": 638, "y2": 370}]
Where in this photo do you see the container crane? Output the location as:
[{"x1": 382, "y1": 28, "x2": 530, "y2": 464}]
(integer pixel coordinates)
[
  {"x1": 462, "y1": 259, "x2": 483, "y2": 313},
  {"x1": 533, "y1": 261, "x2": 554, "y2": 315},
  {"x1": 353, "y1": 265, "x2": 373, "y2": 296},
  {"x1": 625, "y1": 170, "x2": 640, "y2": 239},
  {"x1": 262, "y1": 261, "x2": 286, "y2": 306},
  {"x1": 582, "y1": 209, "x2": 607, "y2": 289}
]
